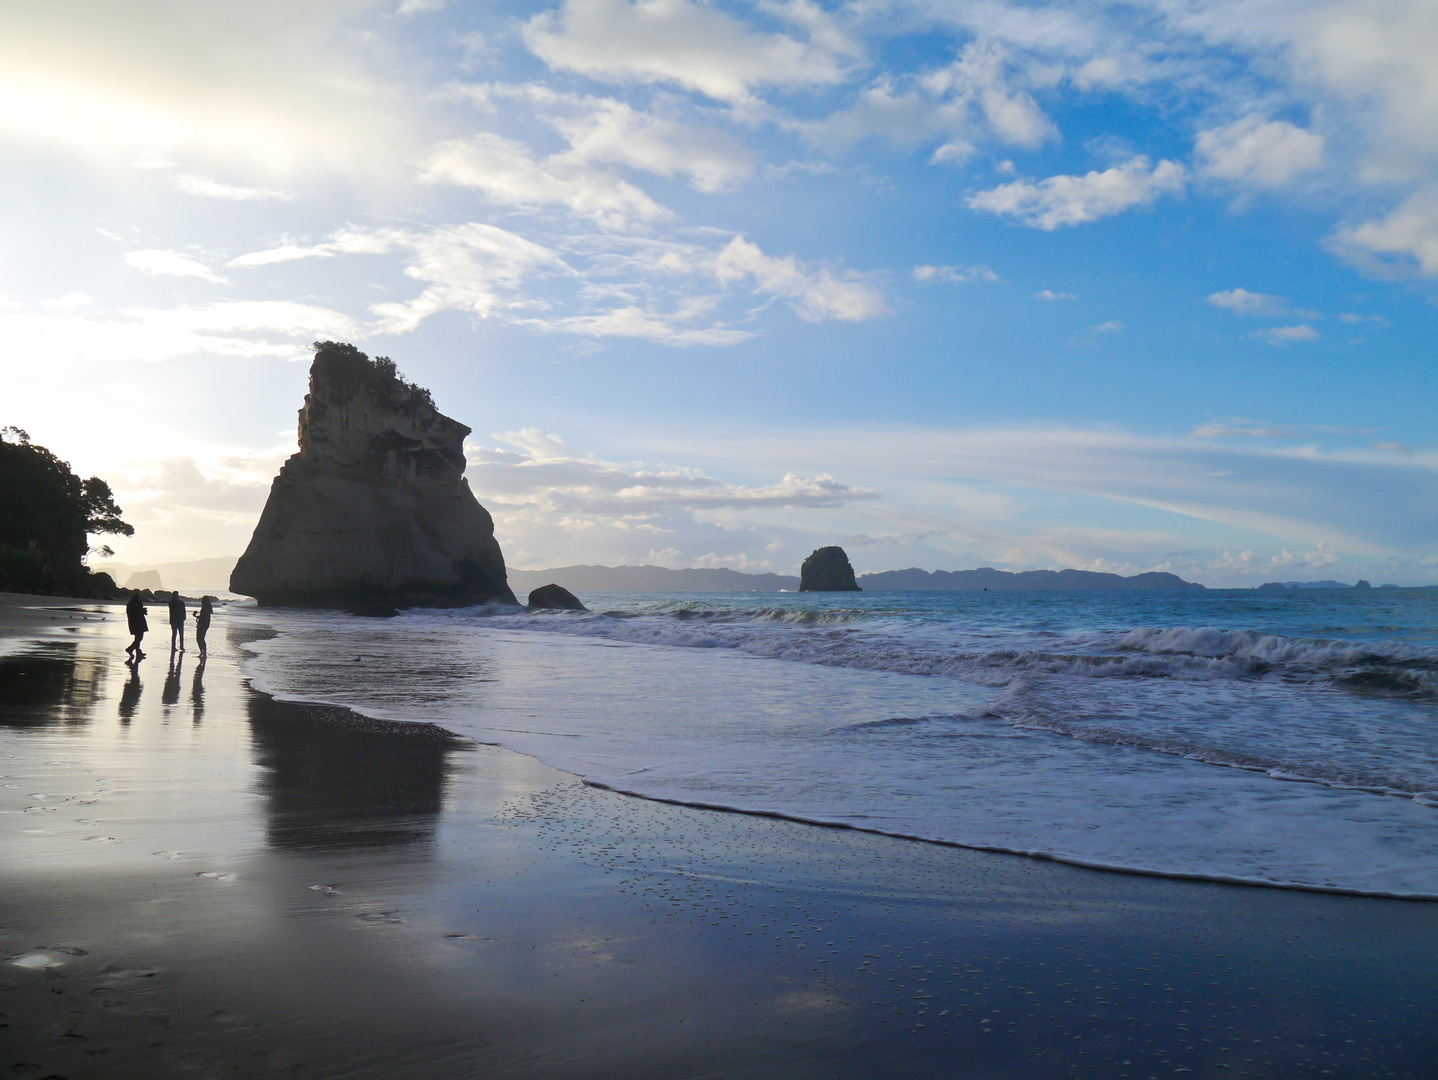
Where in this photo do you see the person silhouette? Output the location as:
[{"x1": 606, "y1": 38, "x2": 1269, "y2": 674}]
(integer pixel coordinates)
[
  {"x1": 124, "y1": 593, "x2": 148, "y2": 660},
  {"x1": 193, "y1": 596, "x2": 213, "y2": 656},
  {"x1": 168, "y1": 591, "x2": 186, "y2": 652}
]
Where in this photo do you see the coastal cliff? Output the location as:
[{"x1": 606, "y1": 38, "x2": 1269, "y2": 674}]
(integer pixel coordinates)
[{"x1": 230, "y1": 342, "x2": 515, "y2": 608}]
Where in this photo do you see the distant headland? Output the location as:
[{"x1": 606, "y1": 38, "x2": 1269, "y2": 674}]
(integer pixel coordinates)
[{"x1": 506, "y1": 563, "x2": 1205, "y2": 594}]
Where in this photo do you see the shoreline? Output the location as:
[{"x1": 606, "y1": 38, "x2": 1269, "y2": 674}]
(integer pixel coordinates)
[{"x1": 3, "y1": 591, "x2": 1437, "y2": 1078}]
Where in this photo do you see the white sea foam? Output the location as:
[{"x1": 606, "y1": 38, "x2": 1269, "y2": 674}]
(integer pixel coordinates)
[{"x1": 232, "y1": 589, "x2": 1438, "y2": 898}]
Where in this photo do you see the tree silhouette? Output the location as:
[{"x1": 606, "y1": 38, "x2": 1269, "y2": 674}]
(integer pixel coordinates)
[{"x1": 0, "y1": 427, "x2": 132, "y2": 595}]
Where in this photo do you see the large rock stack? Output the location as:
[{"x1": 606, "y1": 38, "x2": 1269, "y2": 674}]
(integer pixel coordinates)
[
  {"x1": 799, "y1": 546, "x2": 861, "y2": 592},
  {"x1": 230, "y1": 342, "x2": 516, "y2": 608}
]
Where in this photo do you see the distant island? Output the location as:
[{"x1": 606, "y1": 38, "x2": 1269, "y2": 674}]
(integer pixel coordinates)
[
  {"x1": 858, "y1": 567, "x2": 1203, "y2": 592},
  {"x1": 507, "y1": 564, "x2": 1204, "y2": 594},
  {"x1": 1256, "y1": 579, "x2": 1383, "y2": 591}
]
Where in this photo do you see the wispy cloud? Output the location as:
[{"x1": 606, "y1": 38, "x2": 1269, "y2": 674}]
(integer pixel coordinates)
[
  {"x1": 1208, "y1": 288, "x2": 1285, "y2": 316},
  {"x1": 913, "y1": 263, "x2": 999, "y2": 284},
  {"x1": 1068, "y1": 319, "x2": 1123, "y2": 346},
  {"x1": 1253, "y1": 324, "x2": 1320, "y2": 345},
  {"x1": 523, "y1": 0, "x2": 860, "y2": 104},
  {"x1": 124, "y1": 249, "x2": 228, "y2": 284},
  {"x1": 174, "y1": 174, "x2": 295, "y2": 201}
]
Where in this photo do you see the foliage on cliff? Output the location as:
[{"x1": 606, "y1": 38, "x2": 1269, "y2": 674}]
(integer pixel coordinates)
[
  {"x1": 0, "y1": 426, "x2": 132, "y2": 596},
  {"x1": 311, "y1": 340, "x2": 433, "y2": 410}
]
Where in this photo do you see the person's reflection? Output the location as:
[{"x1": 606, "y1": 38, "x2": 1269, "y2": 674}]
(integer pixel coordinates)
[
  {"x1": 246, "y1": 692, "x2": 462, "y2": 852},
  {"x1": 190, "y1": 657, "x2": 206, "y2": 725},
  {"x1": 161, "y1": 651, "x2": 182, "y2": 713},
  {"x1": 118, "y1": 664, "x2": 143, "y2": 724}
]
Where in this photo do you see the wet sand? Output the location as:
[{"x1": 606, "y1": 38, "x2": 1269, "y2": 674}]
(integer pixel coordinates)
[{"x1": 1, "y1": 593, "x2": 1436, "y2": 1079}]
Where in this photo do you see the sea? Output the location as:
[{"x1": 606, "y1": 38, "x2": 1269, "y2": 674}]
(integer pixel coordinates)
[{"x1": 233, "y1": 587, "x2": 1438, "y2": 899}]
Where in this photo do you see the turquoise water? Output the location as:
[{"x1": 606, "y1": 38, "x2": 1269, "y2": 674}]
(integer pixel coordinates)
[{"x1": 236, "y1": 587, "x2": 1438, "y2": 897}]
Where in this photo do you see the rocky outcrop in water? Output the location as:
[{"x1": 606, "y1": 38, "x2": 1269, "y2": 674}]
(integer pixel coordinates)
[
  {"x1": 230, "y1": 342, "x2": 516, "y2": 608},
  {"x1": 799, "y1": 546, "x2": 861, "y2": 592},
  {"x1": 526, "y1": 583, "x2": 587, "y2": 611}
]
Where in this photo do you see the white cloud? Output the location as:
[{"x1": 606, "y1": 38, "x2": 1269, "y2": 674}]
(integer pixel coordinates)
[
  {"x1": 421, "y1": 133, "x2": 671, "y2": 229},
  {"x1": 1299, "y1": 0, "x2": 1438, "y2": 180},
  {"x1": 466, "y1": 426, "x2": 879, "y2": 570},
  {"x1": 1207, "y1": 287, "x2": 1286, "y2": 315},
  {"x1": 1068, "y1": 319, "x2": 1123, "y2": 347},
  {"x1": 714, "y1": 236, "x2": 887, "y2": 322},
  {"x1": 967, "y1": 155, "x2": 1187, "y2": 229},
  {"x1": 522, "y1": 0, "x2": 860, "y2": 103},
  {"x1": 174, "y1": 173, "x2": 295, "y2": 201},
  {"x1": 472, "y1": 427, "x2": 877, "y2": 513},
  {"x1": 1330, "y1": 184, "x2": 1438, "y2": 276},
  {"x1": 0, "y1": 1, "x2": 417, "y2": 182},
  {"x1": 124, "y1": 248, "x2": 228, "y2": 284},
  {"x1": 913, "y1": 264, "x2": 998, "y2": 284},
  {"x1": 922, "y1": 41, "x2": 1056, "y2": 149},
  {"x1": 0, "y1": 299, "x2": 354, "y2": 364},
  {"x1": 227, "y1": 228, "x2": 398, "y2": 268},
  {"x1": 228, "y1": 225, "x2": 887, "y2": 342},
  {"x1": 1191, "y1": 421, "x2": 1298, "y2": 440},
  {"x1": 1034, "y1": 289, "x2": 1077, "y2": 300},
  {"x1": 1253, "y1": 324, "x2": 1320, "y2": 344},
  {"x1": 550, "y1": 99, "x2": 757, "y2": 193},
  {"x1": 369, "y1": 224, "x2": 570, "y2": 334},
  {"x1": 1195, "y1": 116, "x2": 1324, "y2": 188},
  {"x1": 522, "y1": 306, "x2": 755, "y2": 346},
  {"x1": 809, "y1": 39, "x2": 1055, "y2": 159}
]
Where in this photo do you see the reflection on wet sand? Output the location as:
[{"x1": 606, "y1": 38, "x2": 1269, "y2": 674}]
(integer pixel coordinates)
[
  {"x1": 246, "y1": 692, "x2": 465, "y2": 853},
  {"x1": 162, "y1": 652, "x2": 183, "y2": 710},
  {"x1": 0, "y1": 642, "x2": 108, "y2": 728},
  {"x1": 118, "y1": 663, "x2": 142, "y2": 723},
  {"x1": 191, "y1": 656, "x2": 206, "y2": 724}
]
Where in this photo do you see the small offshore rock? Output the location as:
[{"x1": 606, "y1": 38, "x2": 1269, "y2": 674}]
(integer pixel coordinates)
[
  {"x1": 527, "y1": 583, "x2": 587, "y2": 611},
  {"x1": 799, "y1": 546, "x2": 861, "y2": 592}
]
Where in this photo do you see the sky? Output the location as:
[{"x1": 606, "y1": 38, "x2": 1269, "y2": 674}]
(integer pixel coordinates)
[{"x1": 2, "y1": 0, "x2": 1436, "y2": 586}]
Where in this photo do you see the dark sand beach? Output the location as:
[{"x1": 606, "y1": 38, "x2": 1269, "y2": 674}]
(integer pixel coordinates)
[{"x1": 2, "y1": 594, "x2": 1436, "y2": 1079}]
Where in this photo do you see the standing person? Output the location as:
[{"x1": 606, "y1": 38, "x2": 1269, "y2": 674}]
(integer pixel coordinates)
[
  {"x1": 168, "y1": 591, "x2": 186, "y2": 652},
  {"x1": 124, "y1": 592, "x2": 148, "y2": 660},
  {"x1": 193, "y1": 596, "x2": 213, "y2": 656}
]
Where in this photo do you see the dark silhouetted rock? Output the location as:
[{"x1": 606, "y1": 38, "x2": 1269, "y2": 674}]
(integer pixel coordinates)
[
  {"x1": 124, "y1": 569, "x2": 164, "y2": 591},
  {"x1": 527, "y1": 583, "x2": 586, "y2": 611},
  {"x1": 231, "y1": 342, "x2": 516, "y2": 608},
  {"x1": 800, "y1": 546, "x2": 861, "y2": 592},
  {"x1": 1354, "y1": 579, "x2": 1372, "y2": 590}
]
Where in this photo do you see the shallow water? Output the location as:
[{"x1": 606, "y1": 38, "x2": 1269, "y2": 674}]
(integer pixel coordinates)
[{"x1": 235, "y1": 587, "x2": 1438, "y2": 897}]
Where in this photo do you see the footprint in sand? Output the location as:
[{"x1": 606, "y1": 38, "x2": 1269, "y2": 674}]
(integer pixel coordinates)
[{"x1": 7, "y1": 952, "x2": 66, "y2": 970}]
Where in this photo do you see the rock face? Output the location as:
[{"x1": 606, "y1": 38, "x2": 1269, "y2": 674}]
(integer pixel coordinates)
[
  {"x1": 526, "y1": 583, "x2": 587, "y2": 611},
  {"x1": 799, "y1": 546, "x2": 861, "y2": 592},
  {"x1": 231, "y1": 342, "x2": 516, "y2": 608}
]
